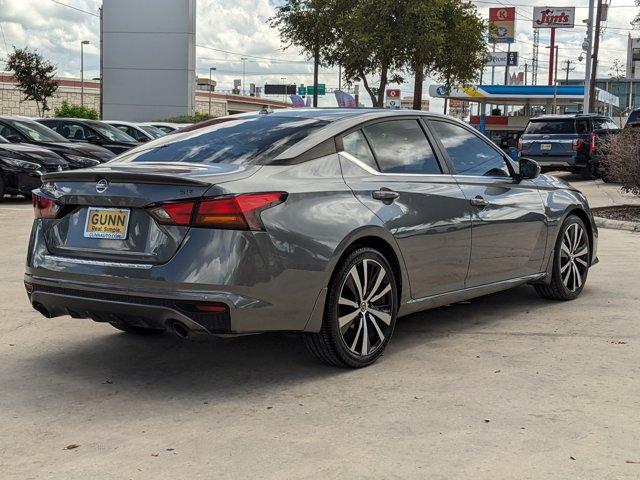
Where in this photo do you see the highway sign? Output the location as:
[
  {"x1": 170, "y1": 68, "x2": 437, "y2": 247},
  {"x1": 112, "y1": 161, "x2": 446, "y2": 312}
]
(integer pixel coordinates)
[{"x1": 306, "y1": 84, "x2": 326, "y2": 96}]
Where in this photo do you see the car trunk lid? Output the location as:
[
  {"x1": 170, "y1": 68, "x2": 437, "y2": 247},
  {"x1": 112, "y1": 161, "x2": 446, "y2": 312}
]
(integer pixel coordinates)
[{"x1": 39, "y1": 162, "x2": 259, "y2": 264}]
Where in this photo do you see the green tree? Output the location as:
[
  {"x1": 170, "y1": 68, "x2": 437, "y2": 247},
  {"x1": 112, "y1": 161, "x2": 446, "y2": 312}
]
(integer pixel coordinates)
[
  {"x1": 270, "y1": 0, "x2": 336, "y2": 107},
  {"x1": 431, "y1": 0, "x2": 487, "y2": 113},
  {"x1": 6, "y1": 47, "x2": 58, "y2": 116},
  {"x1": 54, "y1": 101, "x2": 99, "y2": 120},
  {"x1": 329, "y1": 0, "x2": 406, "y2": 107}
]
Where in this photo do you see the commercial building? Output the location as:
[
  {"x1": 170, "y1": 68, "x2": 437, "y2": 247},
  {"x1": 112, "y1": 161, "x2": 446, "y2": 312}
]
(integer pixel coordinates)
[
  {"x1": 626, "y1": 36, "x2": 640, "y2": 79},
  {"x1": 559, "y1": 77, "x2": 639, "y2": 112}
]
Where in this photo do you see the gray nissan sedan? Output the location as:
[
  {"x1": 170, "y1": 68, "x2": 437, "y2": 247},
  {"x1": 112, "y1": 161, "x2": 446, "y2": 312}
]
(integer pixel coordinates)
[{"x1": 25, "y1": 109, "x2": 598, "y2": 368}]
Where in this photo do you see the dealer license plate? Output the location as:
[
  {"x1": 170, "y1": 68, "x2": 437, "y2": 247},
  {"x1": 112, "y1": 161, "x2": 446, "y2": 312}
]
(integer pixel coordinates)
[
  {"x1": 84, "y1": 207, "x2": 130, "y2": 240},
  {"x1": 540, "y1": 143, "x2": 552, "y2": 151}
]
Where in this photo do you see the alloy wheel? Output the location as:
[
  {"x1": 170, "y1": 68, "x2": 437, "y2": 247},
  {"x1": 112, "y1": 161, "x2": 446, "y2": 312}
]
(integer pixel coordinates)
[
  {"x1": 560, "y1": 223, "x2": 589, "y2": 292},
  {"x1": 337, "y1": 258, "x2": 394, "y2": 357}
]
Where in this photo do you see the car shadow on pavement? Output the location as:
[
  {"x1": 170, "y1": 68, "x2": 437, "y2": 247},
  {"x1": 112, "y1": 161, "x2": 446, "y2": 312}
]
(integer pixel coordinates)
[{"x1": 27, "y1": 285, "x2": 568, "y2": 399}]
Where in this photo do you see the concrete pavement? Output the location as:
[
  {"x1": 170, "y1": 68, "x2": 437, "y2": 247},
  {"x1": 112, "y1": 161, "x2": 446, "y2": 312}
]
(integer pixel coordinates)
[
  {"x1": 1, "y1": 196, "x2": 639, "y2": 479},
  {"x1": 553, "y1": 171, "x2": 640, "y2": 209}
]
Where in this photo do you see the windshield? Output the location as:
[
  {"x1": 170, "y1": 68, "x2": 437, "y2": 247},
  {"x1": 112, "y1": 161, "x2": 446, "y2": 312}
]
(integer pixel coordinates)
[
  {"x1": 113, "y1": 116, "x2": 328, "y2": 165},
  {"x1": 525, "y1": 119, "x2": 576, "y2": 135},
  {"x1": 140, "y1": 125, "x2": 165, "y2": 138},
  {"x1": 85, "y1": 121, "x2": 137, "y2": 143},
  {"x1": 8, "y1": 118, "x2": 68, "y2": 142}
]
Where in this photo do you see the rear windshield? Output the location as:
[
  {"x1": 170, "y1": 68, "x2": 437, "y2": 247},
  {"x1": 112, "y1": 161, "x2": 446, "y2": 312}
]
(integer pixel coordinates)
[
  {"x1": 114, "y1": 116, "x2": 328, "y2": 165},
  {"x1": 525, "y1": 120, "x2": 576, "y2": 135}
]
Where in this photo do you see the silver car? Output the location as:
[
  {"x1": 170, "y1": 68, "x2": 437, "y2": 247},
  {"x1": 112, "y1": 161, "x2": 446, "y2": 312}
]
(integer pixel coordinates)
[{"x1": 25, "y1": 109, "x2": 598, "y2": 368}]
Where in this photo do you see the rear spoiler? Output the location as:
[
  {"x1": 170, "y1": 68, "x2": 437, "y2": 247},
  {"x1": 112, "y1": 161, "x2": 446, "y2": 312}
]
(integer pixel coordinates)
[{"x1": 41, "y1": 170, "x2": 210, "y2": 186}]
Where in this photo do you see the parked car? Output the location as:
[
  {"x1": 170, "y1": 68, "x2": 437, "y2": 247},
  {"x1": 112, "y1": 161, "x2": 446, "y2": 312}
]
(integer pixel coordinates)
[
  {"x1": 26, "y1": 109, "x2": 598, "y2": 368},
  {"x1": 518, "y1": 114, "x2": 619, "y2": 180},
  {"x1": 104, "y1": 121, "x2": 165, "y2": 142},
  {"x1": 625, "y1": 108, "x2": 640, "y2": 128},
  {"x1": 0, "y1": 116, "x2": 110, "y2": 168},
  {"x1": 37, "y1": 118, "x2": 139, "y2": 155},
  {"x1": 142, "y1": 122, "x2": 190, "y2": 134},
  {"x1": 0, "y1": 135, "x2": 68, "y2": 199}
]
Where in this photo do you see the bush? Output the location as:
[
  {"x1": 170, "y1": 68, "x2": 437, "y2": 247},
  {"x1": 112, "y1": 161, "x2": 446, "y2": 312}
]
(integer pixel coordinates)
[
  {"x1": 601, "y1": 128, "x2": 640, "y2": 196},
  {"x1": 54, "y1": 101, "x2": 99, "y2": 120},
  {"x1": 159, "y1": 112, "x2": 215, "y2": 124}
]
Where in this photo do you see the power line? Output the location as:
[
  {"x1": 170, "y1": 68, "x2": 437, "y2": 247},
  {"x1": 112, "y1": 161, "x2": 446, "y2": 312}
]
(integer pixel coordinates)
[
  {"x1": 47, "y1": 0, "x2": 100, "y2": 17},
  {"x1": 196, "y1": 44, "x2": 310, "y2": 64}
]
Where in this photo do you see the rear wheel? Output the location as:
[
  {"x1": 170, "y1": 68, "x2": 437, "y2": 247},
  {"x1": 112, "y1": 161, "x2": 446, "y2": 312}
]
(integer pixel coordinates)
[
  {"x1": 304, "y1": 247, "x2": 397, "y2": 368},
  {"x1": 535, "y1": 215, "x2": 590, "y2": 301},
  {"x1": 109, "y1": 322, "x2": 165, "y2": 335}
]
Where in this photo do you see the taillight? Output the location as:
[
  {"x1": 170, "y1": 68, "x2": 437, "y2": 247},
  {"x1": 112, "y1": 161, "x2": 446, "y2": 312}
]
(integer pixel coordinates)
[
  {"x1": 147, "y1": 193, "x2": 286, "y2": 231},
  {"x1": 148, "y1": 201, "x2": 195, "y2": 226},
  {"x1": 573, "y1": 138, "x2": 584, "y2": 152},
  {"x1": 589, "y1": 132, "x2": 598, "y2": 153},
  {"x1": 32, "y1": 192, "x2": 61, "y2": 219}
]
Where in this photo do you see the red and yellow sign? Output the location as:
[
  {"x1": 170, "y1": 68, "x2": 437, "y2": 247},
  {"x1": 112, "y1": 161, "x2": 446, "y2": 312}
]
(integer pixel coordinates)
[{"x1": 489, "y1": 7, "x2": 516, "y2": 44}]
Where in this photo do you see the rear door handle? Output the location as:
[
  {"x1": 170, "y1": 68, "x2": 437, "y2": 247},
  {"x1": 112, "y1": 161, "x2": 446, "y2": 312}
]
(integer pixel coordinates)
[
  {"x1": 372, "y1": 189, "x2": 399, "y2": 201},
  {"x1": 470, "y1": 196, "x2": 490, "y2": 208}
]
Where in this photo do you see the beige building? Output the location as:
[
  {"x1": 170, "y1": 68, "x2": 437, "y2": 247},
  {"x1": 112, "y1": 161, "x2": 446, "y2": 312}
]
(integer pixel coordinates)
[
  {"x1": 0, "y1": 73, "x2": 100, "y2": 117},
  {"x1": 0, "y1": 72, "x2": 290, "y2": 120}
]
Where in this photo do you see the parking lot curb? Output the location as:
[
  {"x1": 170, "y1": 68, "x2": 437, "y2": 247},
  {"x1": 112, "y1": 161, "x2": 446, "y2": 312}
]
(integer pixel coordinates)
[{"x1": 594, "y1": 216, "x2": 640, "y2": 232}]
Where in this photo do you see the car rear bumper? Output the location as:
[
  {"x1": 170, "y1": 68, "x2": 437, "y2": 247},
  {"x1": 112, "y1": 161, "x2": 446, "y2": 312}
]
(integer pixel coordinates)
[{"x1": 25, "y1": 219, "x2": 330, "y2": 334}]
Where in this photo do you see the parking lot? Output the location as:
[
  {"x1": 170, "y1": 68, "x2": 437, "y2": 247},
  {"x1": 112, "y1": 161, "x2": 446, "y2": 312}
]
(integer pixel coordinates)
[{"x1": 1, "y1": 177, "x2": 640, "y2": 480}]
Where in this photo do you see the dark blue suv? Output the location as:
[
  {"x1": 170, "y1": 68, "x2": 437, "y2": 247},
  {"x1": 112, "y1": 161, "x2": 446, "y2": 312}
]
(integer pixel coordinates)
[{"x1": 519, "y1": 114, "x2": 619, "y2": 179}]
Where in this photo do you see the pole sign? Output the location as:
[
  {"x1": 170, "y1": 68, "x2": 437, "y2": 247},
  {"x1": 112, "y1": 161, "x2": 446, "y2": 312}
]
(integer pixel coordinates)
[
  {"x1": 489, "y1": 7, "x2": 516, "y2": 44},
  {"x1": 385, "y1": 89, "x2": 401, "y2": 109},
  {"x1": 485, "y1": 51, "x2": 519, "y2": 67},
  {"x1": 532, "y1": 7, "x2": 575, "y2": 28}
]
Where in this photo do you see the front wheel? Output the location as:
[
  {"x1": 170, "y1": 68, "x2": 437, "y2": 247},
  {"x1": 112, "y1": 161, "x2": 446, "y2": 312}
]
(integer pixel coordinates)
[
  {"x1": 304, "y1": 247, "x2": 398, "y2": 368},
  {"x1": 535, "y1": 215, "x2": 591, "y2": 301}
]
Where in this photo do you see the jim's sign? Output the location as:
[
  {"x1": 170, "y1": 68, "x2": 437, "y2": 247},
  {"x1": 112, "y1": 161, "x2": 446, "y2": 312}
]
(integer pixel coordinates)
[{"x1": 533, "y1": 7, "x2": 575, "y2": 28}]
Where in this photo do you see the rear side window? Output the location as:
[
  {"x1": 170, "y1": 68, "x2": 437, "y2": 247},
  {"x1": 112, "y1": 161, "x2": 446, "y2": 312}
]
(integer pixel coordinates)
[
  {"x1": 341, "y1": 130, "x2": 377, "y2": 169},
  {"x1": 429, "y1": 120, "x2": 510, "y2": 177},
  {"x1": 362, "y1": 120, "x2": 441, "y2": 174},
  {"x1": 114, "y1": 116, "x2": 328, "y2": 165},
  {"x1": 525, "y1": 120, "x2": 576, "y2": 135}
]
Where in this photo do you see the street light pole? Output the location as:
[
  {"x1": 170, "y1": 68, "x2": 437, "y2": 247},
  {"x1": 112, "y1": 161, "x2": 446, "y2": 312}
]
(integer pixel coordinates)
[
  {"x1": 241, "y1": 57, "x2": 247, "y2": 95},
  {"x1": 208, "y1": 66, "x2": 216, "y2": 117},
  {"x1": 80, "y1": 40, "x2": 90, "y2": 107}
]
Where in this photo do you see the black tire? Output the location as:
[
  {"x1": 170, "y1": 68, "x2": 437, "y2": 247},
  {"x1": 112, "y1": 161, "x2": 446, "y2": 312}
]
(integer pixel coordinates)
[
  {"x1": 535, "y1": 215, "x2": 591, "y2": 301},
  {"x1": 304, "y1": 247, "x2": 398, "y2": 368},
  {"x1": 581, "y1": 160, "x2": 599, "y2": 180},
  {"x1": 109, "y1": 322, "x2": 165, "y2": 335}
]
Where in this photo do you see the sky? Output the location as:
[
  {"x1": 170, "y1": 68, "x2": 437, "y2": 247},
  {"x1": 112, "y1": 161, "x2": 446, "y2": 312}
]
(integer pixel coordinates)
[{"x1": 0, "y1": 0, "x2": 637, "y2": 111}]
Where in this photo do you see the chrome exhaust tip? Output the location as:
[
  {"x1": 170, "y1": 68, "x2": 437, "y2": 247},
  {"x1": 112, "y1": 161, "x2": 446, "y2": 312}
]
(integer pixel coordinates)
[{"x1": 170, "y1": 321, "x2": 190, "y2": 339}]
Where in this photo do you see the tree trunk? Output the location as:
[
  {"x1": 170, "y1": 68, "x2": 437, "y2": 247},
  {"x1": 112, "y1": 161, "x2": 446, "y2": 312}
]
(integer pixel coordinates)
[
  {"x1": 313, "y1": 44, "x2": 320, "y2": 108},
  {"x1": 376, "y1": 67, "x2": 388, "y2": 108},
  {"x1": 360, "y1": 73, "x2": 378, "y2": 107},
  {"x1": 413, "y1": 65, "x2": 424, "y2": 110}
]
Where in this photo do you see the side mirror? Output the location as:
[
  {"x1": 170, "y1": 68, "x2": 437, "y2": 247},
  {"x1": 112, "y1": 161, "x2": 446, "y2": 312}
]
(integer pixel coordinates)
[
  {"x1": 5, "y1": 134, "x2": 22, "y2": 143},
  {"x1": 85, "y1": 135, "x2": 100, "y2": 144},
  {"x1": 518, "y1": 157, "x2": 541, "y2": 180}
]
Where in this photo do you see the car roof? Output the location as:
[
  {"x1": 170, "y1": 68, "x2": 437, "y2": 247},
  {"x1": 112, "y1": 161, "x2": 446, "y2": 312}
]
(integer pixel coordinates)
[
  {"x1": 257, "y1": 107, "x2": 445, "y2": 122},
  {"x1": 530, "y1": 114, "x2": 612, "y2": 121}
]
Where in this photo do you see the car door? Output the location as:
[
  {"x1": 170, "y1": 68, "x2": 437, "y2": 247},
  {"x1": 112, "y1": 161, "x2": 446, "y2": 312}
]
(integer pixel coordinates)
[
  {"x1": 426, "y1": 119, "x2": 548, "y2": 287},
  {"x1": 338, "y1": 118, "x2": 472, "y2": 299}
]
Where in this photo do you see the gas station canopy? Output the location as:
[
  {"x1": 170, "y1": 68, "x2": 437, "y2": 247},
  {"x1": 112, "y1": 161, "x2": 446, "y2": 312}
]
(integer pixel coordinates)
[{"x1": 429, "y1": 84, "x2": 619, "y2": 108}]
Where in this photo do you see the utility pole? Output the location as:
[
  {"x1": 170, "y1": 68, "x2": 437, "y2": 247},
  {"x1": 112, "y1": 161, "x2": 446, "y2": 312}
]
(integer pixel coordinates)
[
  {"x1": 532, "y1": 29, "x2": 540, "y2": 85},
  {"x1": 588, "y1": 0, "x2": 604, "y2": 113},
  {"x1": 583, "y1": 0, "x2": 596, "y2": 113},
  {"x1": 563, "y1": 60, "x2": 575, "y2": 82},
  {"x1": 548, "y1": 28, "x2": 556, "y2": 86},
  {"x1": 312, "y1": 45, "x2": 319, "y2": 108},
  {"x1": 524, "y1": 63, "x2": 529, "y2": 85}
]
